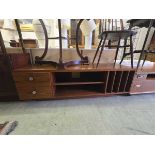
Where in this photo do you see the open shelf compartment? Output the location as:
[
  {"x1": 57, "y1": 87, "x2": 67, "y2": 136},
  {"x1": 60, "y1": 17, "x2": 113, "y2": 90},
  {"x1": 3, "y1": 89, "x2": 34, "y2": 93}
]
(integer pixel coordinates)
[
  {"x1": 55, "y1": 72, "x2": 107, "y2": 84},
  {"x1": 54, "y1": 71, "x2": 108, "y2": 97},
  {"x1": 53, "y1": 70, "x2": 135, "y2": 98}
]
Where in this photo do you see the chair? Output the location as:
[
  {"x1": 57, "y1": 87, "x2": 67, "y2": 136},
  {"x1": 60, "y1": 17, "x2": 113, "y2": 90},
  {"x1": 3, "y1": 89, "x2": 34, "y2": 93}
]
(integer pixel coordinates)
[
  {"x1": 92, "y1": 19, "x2": 136, "y2": 68},
  {"x1": 123, "y1": 19, "x2": 155, "y2": 68}
]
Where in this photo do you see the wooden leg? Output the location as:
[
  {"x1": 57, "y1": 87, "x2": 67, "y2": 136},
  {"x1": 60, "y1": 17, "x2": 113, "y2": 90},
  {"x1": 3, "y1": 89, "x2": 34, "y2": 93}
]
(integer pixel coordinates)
[
  {"x1": 114, "y1": 38, "x2": 121, "y2": 67},
  {"x1": 130, "y1": 35, "x2": 134, "y2": 68},
  {"x1": 120, "y1": 39, "x2": 127, "y2": 65},
  {"x1": 96, "y1": 34, "x2": 107, "y2": 67},
  {"x1": 142, "y1": 52, "x2": 147, "y2": 67},
  {"x1": 108, "y1": 40, "x2": 111, "y2": 49},
  {"x1": 137, "y1": 19, "x2": 154, "y2": 68},
  {"x1": 92, "y1": 37, "x2": 103, "y2": 64}
]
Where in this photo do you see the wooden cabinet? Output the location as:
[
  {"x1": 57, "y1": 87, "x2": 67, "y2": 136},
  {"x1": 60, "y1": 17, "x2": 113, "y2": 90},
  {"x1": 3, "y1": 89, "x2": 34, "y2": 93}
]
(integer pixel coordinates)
[
  {"x1": 13, "y1": 63, "x2": 155, "y2": 99},
  {"x1": 13, "y1": 71, "x2": 55, "y2": 100},
  {"x1": 12, "y1": 64, "x2": 135, "y2": 100}
]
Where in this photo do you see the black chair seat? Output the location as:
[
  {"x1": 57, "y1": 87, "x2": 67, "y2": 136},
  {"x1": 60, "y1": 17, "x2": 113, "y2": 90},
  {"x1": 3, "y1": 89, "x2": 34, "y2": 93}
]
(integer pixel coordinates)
[{"x1": 99, "y1": 30, "x2": 137, "y2": 41}]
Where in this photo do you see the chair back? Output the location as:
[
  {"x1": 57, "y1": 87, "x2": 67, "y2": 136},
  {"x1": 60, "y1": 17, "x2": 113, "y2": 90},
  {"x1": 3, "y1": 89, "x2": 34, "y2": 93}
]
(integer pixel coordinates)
[{"x1": 99, "y1": 19, "x2": 124, "y2": 33}]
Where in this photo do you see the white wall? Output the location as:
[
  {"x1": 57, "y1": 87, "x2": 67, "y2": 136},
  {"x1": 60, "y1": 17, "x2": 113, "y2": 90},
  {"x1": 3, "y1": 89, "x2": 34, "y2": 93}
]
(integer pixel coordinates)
[{"x1": 6, "y1": 48, "x2": 116, "y2": 64}]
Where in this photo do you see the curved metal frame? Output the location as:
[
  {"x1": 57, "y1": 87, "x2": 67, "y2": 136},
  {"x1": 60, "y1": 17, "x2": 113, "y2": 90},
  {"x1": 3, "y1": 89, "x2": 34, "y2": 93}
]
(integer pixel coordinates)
[
  {"x1": 34, "y1": 19, "x2": 58, "y2": 67},
  {"x1": 35, "y1": 19, "x2": 49, "y2": 61},
  {"x1": 35, "y1": 19, "x2": 90, "y2": 67},
  {"x1": 75, "y1": 19, "x2": 89, "y2": 64},
  {"x1": 35, "y1": 19, "x2": 88, "y2": 67}
]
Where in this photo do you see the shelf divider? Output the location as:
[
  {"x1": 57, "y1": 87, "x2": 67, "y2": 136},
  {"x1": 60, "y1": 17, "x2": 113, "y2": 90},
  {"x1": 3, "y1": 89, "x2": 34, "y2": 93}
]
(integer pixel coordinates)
[
  {"x1": 113, "y1": 71, "x2": 123, "y2": 93},
  {"x1": 103, "y1": 71, "x2": 109, "y2": 93},
  {"x1": 55, "y1": 81, "x2": 104, "y2": 86}
]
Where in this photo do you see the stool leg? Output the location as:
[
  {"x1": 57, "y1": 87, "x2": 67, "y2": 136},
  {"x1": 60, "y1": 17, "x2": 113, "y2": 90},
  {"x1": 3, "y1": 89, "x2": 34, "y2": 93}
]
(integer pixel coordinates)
[
  {"x1": 120, "y1": 38, "x2": 127, "y2": 65},
  {"x1": 92, "y1": 36, "x2": 103, "y2": 64},
  {"x1": 130, "y1": 35, "x2": 134, "y2": 68},
  {"x1": 96, "y1": 34, "x2": 107, "y2": 67},
  {"x1": 114, "y1": 38, "x2": 121, "y2": 67}
]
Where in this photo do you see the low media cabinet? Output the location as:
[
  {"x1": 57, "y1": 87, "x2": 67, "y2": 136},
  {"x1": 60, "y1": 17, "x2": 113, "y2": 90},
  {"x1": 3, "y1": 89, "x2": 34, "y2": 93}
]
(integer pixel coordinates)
[{"x1": 12, "y1": 63, "x2": 136, "y2": 100}]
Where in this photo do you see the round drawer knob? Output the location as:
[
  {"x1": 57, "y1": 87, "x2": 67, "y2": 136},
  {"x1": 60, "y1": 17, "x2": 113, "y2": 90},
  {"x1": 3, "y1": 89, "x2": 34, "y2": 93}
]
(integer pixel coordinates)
[
  {"x1": 32, "y1": 91, "x2": 37, "y2": 95},
  {"x1": 29, "y1": 77, "x2": 34, "y2": 81}
]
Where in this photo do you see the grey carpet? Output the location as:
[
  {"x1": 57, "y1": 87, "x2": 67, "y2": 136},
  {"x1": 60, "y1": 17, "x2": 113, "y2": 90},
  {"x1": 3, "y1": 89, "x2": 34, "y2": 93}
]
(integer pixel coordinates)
[{"x1": 0, "y1": 94, "x2": 155, "y2": 135}]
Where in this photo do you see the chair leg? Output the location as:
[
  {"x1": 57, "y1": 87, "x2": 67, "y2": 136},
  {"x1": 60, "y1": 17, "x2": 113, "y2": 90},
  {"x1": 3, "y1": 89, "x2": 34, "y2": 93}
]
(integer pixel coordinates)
[
  {"x1": 131, "y1": 51, "x2": 134, "y2": 68},
  {"x1": 137, "y1": 19, "x2": 154, "y2": 68},
  {"x1": 120, "y1": 39, "x2": 127, "y2": 65},
  {"x1": 96, "y1": 34, "x2": 107, "y2": 67},
  {"x1": 130, "y1": 35, "x2": 134, "y2": 68},
  {"x1": 108, "y1": 40, "x2": 111, "y2": 49},
  {"x1": 142, "y1": 52, "x2": 147, "y2": 67},
  {"x1": 114, "y1": 38, "x2": 121, "y2": 67},
  {"x1": 120, "y1": 54, "x2": 125, "y2": 65},
  {"x1": 92, "y1": 36, "x2": 103, "y2": 64}
]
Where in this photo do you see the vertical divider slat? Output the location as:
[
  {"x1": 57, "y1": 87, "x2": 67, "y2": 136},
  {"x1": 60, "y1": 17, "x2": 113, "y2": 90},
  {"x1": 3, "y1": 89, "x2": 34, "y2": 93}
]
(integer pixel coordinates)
[
  {"x1": 51, "y1": 72, "x2": 56, "y2": 96},
  {"x1": 113, "y1": 71, "x2": 123, "y2": 93},
  {"x1": 104, "y1": 71, "x2": 110, "y2": 93},
  {"x1": 117, "y1": 71, "x2": 123, "y2": 92},
  {"x1": 111, "y1": 71, "x2": 116, "y2": 92},
  {"x1": 119, "y1": 71, "x2": 129, "y2": 92},
  {"x1": 125, "y1": 71, "x2": 135, "y2": 92},
  {"x1": 123, "y1": 71, "x2": 130, "y2": 92},
  {"x1": 107, "y1": 71, "x2": 116, "y2": 93}
]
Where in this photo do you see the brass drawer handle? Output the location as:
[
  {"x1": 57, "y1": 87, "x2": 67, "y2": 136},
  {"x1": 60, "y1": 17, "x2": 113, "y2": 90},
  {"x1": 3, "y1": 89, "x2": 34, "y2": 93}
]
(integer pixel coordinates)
[
  {"x1": 32, "y1": 90, "x2": 37, "y2": 95},
  {"x1": 29, "y1": 77, "x2": 34, "y2": 81}
]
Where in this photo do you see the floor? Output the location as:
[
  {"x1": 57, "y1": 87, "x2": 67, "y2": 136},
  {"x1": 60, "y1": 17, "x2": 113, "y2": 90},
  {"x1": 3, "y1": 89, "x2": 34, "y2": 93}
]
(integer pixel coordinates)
[{"x1": 0, "y1": 94, "x2": 155, "y2": 135}]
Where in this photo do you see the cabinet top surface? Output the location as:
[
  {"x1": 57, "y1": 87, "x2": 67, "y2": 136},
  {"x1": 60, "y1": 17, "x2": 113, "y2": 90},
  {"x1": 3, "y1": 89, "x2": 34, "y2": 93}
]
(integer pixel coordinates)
[
  {"x1": 13, "y1": 63, "x2": 137, "y2": 72},
  {"x1": 137, "y1": 64, "x2": 155, "y2": 73}
]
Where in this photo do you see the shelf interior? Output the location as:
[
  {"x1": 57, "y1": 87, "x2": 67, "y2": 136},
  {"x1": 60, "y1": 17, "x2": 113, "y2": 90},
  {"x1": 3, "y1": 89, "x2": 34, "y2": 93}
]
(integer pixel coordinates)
[
  {"x1": 146, "y1": 74, "x2": 155, "y2": 80},
  {"x1": 53, "y1": 70, "x2": 135, "y2": 98},
  {"x1": 55, "y1": 72, "x2": 106, "y2": 83},
  {"x1": 55, "y1": 85, "x2": 104, "y2": 97},
  {"x1": 55, "y1": 81, "x2": 104, "y2": 86}
]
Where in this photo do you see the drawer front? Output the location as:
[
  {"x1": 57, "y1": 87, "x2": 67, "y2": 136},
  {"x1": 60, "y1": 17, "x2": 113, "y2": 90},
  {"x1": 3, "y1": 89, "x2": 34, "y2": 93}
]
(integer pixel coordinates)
[
  {"x1": 17, "y1": 86, "x2": 53, "y2": 100},
  {"x1": 13, "y1": 72, "x2": 51, "y2": 82},
  {"x1": 130, "y1": 80, "x2": 155, "y2": 93},
  {"x1": 34, "y1": 72, "x2": 51, "y2": 82},
  {"x1": 130, "y1": 81, "x2": 143, "y2": 93}
]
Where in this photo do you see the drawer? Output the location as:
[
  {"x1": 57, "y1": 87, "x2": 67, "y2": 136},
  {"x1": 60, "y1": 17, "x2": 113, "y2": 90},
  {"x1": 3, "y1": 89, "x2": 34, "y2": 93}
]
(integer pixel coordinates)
[
  {"x1": 130, "y1": 81, "x2": 143, "y2": 93},
  {"x1": 130, "y1": 80, "x2": 155, "y2": 94},
  {"x1": 13, "y1": 72, "x2": 51, "y2": 82},
  {"x1": 33, "y1": 72, "x2": 52, "y2": 82},
  {"x1": 17, "y1": 86, "x2": 53, "y2": 100}
]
